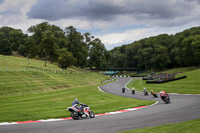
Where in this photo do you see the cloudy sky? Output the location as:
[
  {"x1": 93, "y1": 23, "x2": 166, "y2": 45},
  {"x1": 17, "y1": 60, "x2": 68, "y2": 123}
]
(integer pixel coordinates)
[{"x1": 0, "y1": 0, "x2": 200, "y2": 50}]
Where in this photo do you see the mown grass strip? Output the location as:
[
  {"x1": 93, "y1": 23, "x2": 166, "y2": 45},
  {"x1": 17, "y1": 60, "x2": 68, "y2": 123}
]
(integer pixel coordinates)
[
  {"x1": 0, "y1": 71, "x2": 108, "y2": 97},
  {"x1": 120, "y1": 119, "x2": 200, "y2": 133}
]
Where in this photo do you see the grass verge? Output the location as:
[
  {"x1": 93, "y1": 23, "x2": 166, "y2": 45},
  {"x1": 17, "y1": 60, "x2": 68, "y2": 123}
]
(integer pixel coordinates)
[
  {"x1": 126, "y1": 69, "x2": 200, "y2": 94},
  {"x1": 120, "y1": 118, "x2": 200, "y2": 133},
  {"x1": 0, "y1": 85, "x2": 154, "y2": 122}
]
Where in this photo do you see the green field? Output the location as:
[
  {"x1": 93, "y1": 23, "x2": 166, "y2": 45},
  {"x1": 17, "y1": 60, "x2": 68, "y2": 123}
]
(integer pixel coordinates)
[
  {"x1": 120, "y1": 118, "x2": 200, "y2": 133},
  {"x1": 127, "y1": 68, "x2": 200, "y2": 94},
  {"x1": 0, "y1": 54, "x2": 57, "y2": 70},
  {"x1": 0, "y1": 55, "x2": 154, "y2": 122}
]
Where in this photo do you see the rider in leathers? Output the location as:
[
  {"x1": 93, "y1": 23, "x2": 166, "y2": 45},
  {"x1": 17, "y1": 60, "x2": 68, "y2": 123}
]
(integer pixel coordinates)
[
  {"x1": 160, "y1": 91, "x2": 170, "y2": 103},
  {"x1": 72, "y1": 98, "x2": 83, "y2": 111}
]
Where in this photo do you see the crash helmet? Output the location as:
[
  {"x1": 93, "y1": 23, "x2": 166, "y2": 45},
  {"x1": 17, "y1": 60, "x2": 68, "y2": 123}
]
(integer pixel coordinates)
[
  {"x1": 74, "y1": 98, "x2": 79, "y2": 102},
  {"x1": 151, "y1": 90, "x2": 153, "y2": 92},
  {"x1": 143, "y1": 88, "x2": 146, "y2": 90},
  {"x1": 160, "y1": 91, "x2": 165, "y2": 94}
]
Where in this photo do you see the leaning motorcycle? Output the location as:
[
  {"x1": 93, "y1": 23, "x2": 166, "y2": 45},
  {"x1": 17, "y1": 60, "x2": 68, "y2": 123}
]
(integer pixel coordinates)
[
  {"x1": 67, "y1": 103, "x2": 95, "y2": 120},
  {"x1": 161, "y1": 95, "x2": 170, "y2": 104},
  {"x1": 143, "y1": 90, "x2": 148, "y2": 96},
  {"x1": 151, "y1": 92, "x2": 158, "y2": 98}
]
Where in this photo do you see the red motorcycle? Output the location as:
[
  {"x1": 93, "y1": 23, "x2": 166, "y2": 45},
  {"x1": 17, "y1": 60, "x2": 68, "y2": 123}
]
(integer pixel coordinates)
[
  {"x1": 160, "y1": 93, "x2": 170, "y2": 104},
  {"x1": 67, "y1": 103, "x2": 95, "y2": 120}
]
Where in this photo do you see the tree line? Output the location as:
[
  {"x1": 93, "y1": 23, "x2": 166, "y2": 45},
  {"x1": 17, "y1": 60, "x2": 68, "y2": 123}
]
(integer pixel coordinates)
[
  {"x1": 107, "y1": 26, "x2": 200, "y2": 70},
  {"x1": 0, "y1": 22, "x2": 107, "y2": 69},
  {"x1": 0, "y1": 23, "x2": 200, "y2": 70}
]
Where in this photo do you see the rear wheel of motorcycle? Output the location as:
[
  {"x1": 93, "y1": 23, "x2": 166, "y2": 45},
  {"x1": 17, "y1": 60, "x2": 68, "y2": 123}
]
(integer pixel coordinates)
[
  {"x1": 70, "y1": 112, "x2": 79, "y2": 120},
  {"x1": 153, "y1": 94, "x2": 158, "y2": 98},
  {"x1": 89, "y1": 111, "x2": 95, "y2": 118}
]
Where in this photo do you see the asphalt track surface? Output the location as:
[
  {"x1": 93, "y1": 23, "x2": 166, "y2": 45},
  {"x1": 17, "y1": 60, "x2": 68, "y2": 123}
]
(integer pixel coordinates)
[{"x1": 0, "y1": 77, "x2": 200, "y2": 133}]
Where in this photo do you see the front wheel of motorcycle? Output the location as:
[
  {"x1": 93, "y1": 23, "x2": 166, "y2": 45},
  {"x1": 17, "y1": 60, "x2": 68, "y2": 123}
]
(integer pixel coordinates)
[
  {"x1": 89, "y1": 111, "x2": 95, "y2": 118},
  {"x1": 70, "y1": 112, "x2": 79, "y2": 120},
  {"x1": 164, "y1": 99, "x2": 169, "y2": 104}
]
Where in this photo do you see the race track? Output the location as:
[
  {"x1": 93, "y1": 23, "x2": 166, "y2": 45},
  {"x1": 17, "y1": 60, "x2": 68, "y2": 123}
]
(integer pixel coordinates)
[{"x1": 0, "y1": 77, "x2": 200, "y2": 133}]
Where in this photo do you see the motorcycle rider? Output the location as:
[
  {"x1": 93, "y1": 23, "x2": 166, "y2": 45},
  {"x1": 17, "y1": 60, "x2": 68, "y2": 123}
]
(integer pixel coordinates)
[
  {"x1": 160, "y1": 90, "x2": 171, "y2": 103},
  {"x1": 68, "y1": 98, "x2": 95, "y2": 119},
  {"x1": 72, "y1": 98, "x2": 84, "y2": 112},
  {"x1": 143, "y1": 88, "x2": 148, "y2": 96},
  {"x1": 151, "y1": 90, "x2": 158, "y2": 98},
  {"x1": 151, "y1": 90, "x2": 157, "y2": 95},
  {"x1": 131, "y1": 87, "x2": 135, "y2": 94}
]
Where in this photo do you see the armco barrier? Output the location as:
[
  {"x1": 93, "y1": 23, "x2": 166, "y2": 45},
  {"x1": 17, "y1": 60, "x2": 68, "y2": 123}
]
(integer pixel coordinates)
[
  {"x1": 146, "y1": 76, "x2": 187, "y2": 84},
  {"x1": 101, "y1": 79, "x2": 114, "y2": 83}
]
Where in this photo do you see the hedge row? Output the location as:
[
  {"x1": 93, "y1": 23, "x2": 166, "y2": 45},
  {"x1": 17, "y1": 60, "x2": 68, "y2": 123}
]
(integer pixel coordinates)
[{"x1": 146, "y1": 76, "x2": 187, "y2": 84}]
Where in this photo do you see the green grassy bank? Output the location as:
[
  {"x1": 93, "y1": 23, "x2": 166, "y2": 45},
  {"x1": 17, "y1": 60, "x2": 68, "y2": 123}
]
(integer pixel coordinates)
[
  {"x1": 0, "y1": 55, "x2": 154, "y2": 122},
  {"x1": 120, "y1": 118, "x2": 200, "y2": 133},
  {"x1": 0, "y1": 84, "x2": 153, "y2": 122},
  {"x1": 127, "y1": 68, "x2": 200, "y2": 94}
]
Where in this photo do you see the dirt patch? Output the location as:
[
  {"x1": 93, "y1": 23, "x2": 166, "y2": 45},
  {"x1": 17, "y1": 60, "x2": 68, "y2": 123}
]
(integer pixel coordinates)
[{"x1": 52, "y1": 84, "x2": 71, "y2": 90}]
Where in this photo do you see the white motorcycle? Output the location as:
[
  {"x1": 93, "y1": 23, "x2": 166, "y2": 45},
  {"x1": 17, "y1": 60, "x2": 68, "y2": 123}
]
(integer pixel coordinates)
[{"x1": 67, "y1": 103, "x2": 95, "y2": 120}]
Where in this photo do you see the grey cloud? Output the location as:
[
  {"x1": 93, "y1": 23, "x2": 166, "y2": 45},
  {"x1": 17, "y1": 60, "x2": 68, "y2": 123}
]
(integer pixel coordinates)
[
  {"x1": 0, "y1": 10, "x2": 11, "y2": 15},
  {"x1": 27, "y1": 0, "x2": 200, "y2": 26},
  {"x1": 27, "y1": 0, "x2": 119, "y2": 20},
  {"x1": 0, "y1": 0, "x2": 4, "y2": 4},
  {"x1": 27, "y1": 0, "x2": 65, "y2": 20}
]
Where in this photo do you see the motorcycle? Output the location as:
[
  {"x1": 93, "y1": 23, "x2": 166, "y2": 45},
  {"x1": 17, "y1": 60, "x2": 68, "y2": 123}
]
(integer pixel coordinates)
[
  {"x1": 67, "y1": 103, "x2": 95, "y2": 120},
  {"x1": 160, "y1": 95, "x2": 170, "y2": 104},
  {"x1": 122, "y1": 87, "x2": 125, "y2": 93},
  {"x1": 143, "y1": 90, "x2": 148, "y2": 96},
  {"x1": 151, "y1": 92, "x2": 158, "y2": 98}
]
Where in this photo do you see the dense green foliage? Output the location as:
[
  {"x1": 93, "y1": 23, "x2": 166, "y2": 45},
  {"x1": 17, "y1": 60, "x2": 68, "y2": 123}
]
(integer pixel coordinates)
[
  {"x1": 0, "y1": 24, "x2": 200, "y2": 70},
  {"x1": 121, "y1": 119, "x2": 200, "y2": 133},
  {"x1": 0, "y1": 27, "x2": 26, "y2": 55},
  {"x1": 0, "y1": 22, "x2": 107, "y2": 69},
  {"x1": 108, "y1": 27, "x2": 200, "y2": 70}
]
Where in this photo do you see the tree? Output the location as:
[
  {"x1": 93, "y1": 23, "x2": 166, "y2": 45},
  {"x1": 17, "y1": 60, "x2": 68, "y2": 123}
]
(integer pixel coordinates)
[
  {"x1": 9, "y1": 29, "x2": 25, "y2": 51},
  {"x1": 155, "y1": 45, "x2": 170, "y2": 69},
  {"x1": 40, "y1": 31, "x2": 57, "y2": 66},
  {"x1": 65, "y1": 26, "x2": 88, "y2": 67},
  {"x1": 191, "y1": 35, "x2": 200, "y2": 67},
  {"x1": 181, "y1": 35, "x2": 200, "y2": 66},
  {"x1": 57, "y1": 48, "x2": 77, "y2": 69},
  {"x1": 18, "y1": 44, "x2": 26, "y2": 56},
  {"x1": 142, "y1": 47, "x2": 154, "y2": 70},
  {"x1": 0, "y1": 26, "x2": 26, "y2": 54},
  {"x1": 0, "y1": 39, "x2": 12, "y2": 55},
  {"x1": 27, "y1": 22, "x2": 65, "y2": 66},
  {"x1": 23, "y1": 36, "x2": 37, "y2": 58},
  {"x1": 28, "y1": 22, "x2": 50, "y2": 59},
  {"x1": 88, "y1": 38, "x2": 107, "y2": 68}
]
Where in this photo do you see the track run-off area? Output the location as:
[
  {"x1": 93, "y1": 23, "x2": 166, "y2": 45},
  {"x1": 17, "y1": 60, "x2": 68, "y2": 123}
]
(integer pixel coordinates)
[{"x1": 0, "y1": 77, "x2": 199, "y2": 133}]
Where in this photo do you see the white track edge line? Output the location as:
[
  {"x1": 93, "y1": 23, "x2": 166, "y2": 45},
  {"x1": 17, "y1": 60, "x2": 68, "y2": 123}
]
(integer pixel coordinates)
[
  {"x1": 98, "y1": 78, "x2": 119, "y2": 93},
  {"x1": 98, "y1": 86, "x2": 104, "y2": 92},
  {"x1": 0, "y1": 122, "x2": 18, "y2": 126},
  {"x1": 0, "y1": 101, "x2": 158, "y2": 126},
  {"x1": 39, "y1": 119, "x2": 65, "y2": 122}
]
